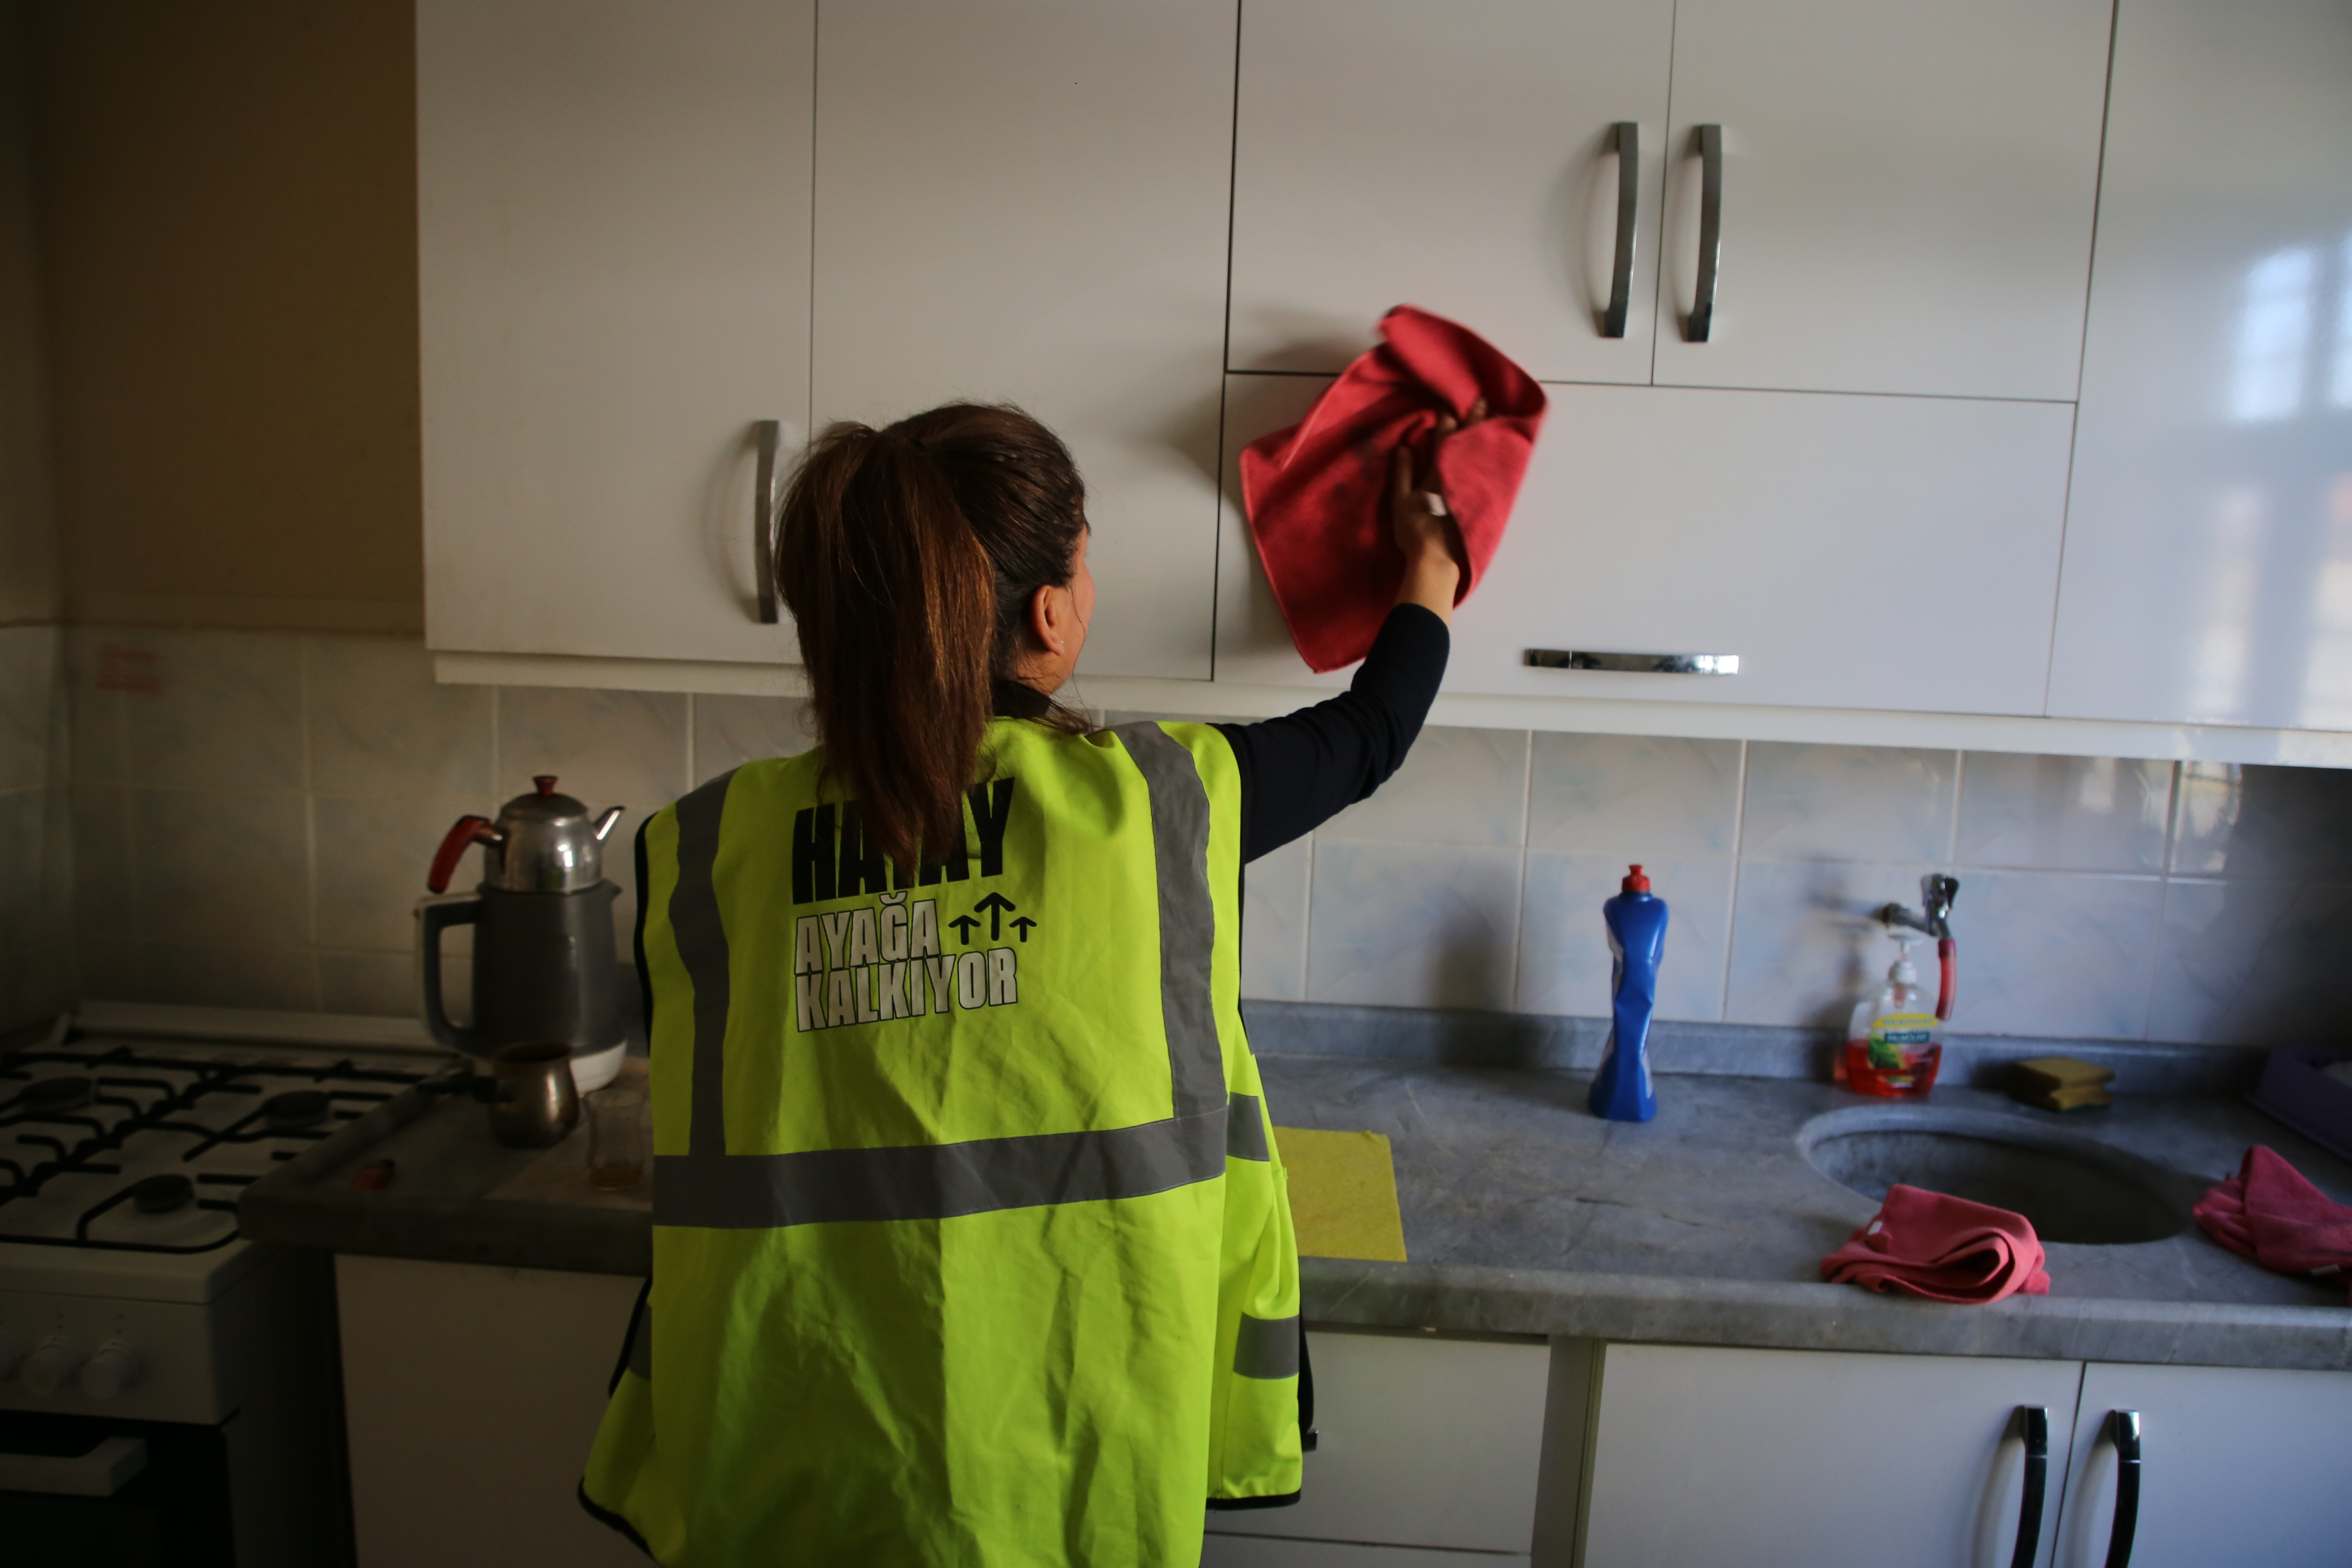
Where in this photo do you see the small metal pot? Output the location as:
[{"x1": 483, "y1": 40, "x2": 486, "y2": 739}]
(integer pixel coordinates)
[{"x1": 484, "y1": 1041, "x2": 580, "y2": 1148}]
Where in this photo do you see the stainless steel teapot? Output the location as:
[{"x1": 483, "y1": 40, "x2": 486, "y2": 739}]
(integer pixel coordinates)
[{"x1": 416, "y1": 776, "x2": 627, "y2": 1067}]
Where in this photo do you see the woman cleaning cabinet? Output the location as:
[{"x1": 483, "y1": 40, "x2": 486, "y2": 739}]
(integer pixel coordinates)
[{"x1": 579, "y1": 398, "x2": 1480, "y2": 1565}]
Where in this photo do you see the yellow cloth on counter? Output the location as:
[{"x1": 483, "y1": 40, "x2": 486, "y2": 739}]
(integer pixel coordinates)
[{"x1": 1274, "y1": 1127, "x2": 1408, "y2": 1263}]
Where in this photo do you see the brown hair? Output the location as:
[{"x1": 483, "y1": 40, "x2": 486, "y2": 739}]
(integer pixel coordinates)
[{"x1": 777, "y1": 402, "x2": 1090, "y2": 871}]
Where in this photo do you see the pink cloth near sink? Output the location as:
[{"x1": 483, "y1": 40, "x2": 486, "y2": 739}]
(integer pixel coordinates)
[
  {"x1": 1820, "y1": 1183, "x2": 2052, "y2": 1304},
  {"x1": 2193, "y1": 1145, "x2": 2352, "y2": 1302}
]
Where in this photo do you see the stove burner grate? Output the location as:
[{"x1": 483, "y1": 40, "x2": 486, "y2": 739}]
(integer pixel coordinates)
[
  {"x1": 1, "y1": 1040, "x2": 433, "y2": 1254},
  {"x1": 23, "y1": 1075, "x2": 94, "y2": 1115}
]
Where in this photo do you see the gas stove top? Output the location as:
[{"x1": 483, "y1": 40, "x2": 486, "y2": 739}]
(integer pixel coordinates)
[{"x1": 0, "y1": 1013, "x2": 444, "y2": 1271}]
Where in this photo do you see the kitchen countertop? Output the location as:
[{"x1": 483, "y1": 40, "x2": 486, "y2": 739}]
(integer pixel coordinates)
[{"x1": 241, "y1": 1037, "x2": 2352, "y2": 1373}]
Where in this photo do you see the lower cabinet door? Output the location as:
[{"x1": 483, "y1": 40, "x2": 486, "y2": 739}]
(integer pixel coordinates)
[
  {"x1": 1205, "y1": 1329, "x2": 1551, "y2": 1556},
  {"x1": 337, "y1": 1256, "x2": 646, "y2": 1568},
  {"x1": 2055, "y1": 1362, "x2": 2352, "y2": 1568},
  {"x1": 1203, "y1": 1537, "x2": 1528, "y2": 1568},
  {"x1": 1214, "y1": 378, "x2": 2076, "y2": 716},
  {"x1": 1573, "y1": 1343, "x2": 2082, "y2": 1568}
]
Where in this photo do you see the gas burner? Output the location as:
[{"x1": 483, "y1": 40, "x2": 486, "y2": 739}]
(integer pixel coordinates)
[
  {"x1": 24, "y1": 1075, "x2": 94, "y2": 1115},
  {"x1": 131, "y1": 1173, "x2": 196, "y2": 1213},
  {"x1": 262, "y1": 1090, "x2": 331, "y2": 1132}
]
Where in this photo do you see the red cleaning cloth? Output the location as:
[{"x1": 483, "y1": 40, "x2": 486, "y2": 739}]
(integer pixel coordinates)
[
  {"x1": 1820, "y1": 1184, "x2": 2052, "y2": 1305},
  {"x1": 1238, "y1": 305, "x2": 1547, "y2": 673},
  {"x1": 2193, "y1": 1145, "x2": 2352, "y2": 1301}
]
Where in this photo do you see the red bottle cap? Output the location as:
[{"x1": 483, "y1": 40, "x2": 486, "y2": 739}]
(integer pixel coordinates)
[{"x1": 1622, "y1": 864, "x2": 1650, "y2": 893}]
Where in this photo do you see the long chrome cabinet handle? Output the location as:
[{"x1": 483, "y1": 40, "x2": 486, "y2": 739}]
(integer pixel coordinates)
[
  {"x1": 1601, "y1": 121, "x2": 1639, "y2": 338},
  {"x1": 2103, "y1": 1410, "x2": 2142, "y2": 1568},
  {"x1": 1526, "y1": 650, "x2": 1738, "y2": 675},
  {"x1": 753, "y1": 420, "x2": 785, "y2": 624},
  {"x1": 1686, "y1": 123, "x2": 1724, "y2": 343},
  {"x1": 2010, "y1": 1405, "x2": 2049, "y2": 1568}
]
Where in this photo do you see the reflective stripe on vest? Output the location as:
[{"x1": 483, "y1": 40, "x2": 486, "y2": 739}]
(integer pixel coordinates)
[{"x1": 650, "y1": 722, "x2": 1255, "y2": 1231}]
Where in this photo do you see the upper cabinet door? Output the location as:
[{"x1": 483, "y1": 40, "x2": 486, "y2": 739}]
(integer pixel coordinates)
[
  {"x1": 418, "y1": 0, "x2": 814, "y2": 663},
  {"x1": 1226, "y1": 0, "x2": 1675, "y2": 384},
  {"x1": 1650, "y1": 0, "x2": 2112, "y2": 401},
  {"x1": 811, "y1": 1, "x2": 1237, "y2": 680},
  {"x1": 2047, "y1": 0, "x2": 2352, "y2": 731},
  {"x1": 1214, "y1": 378, "x2": 2075, "y2": 715}
]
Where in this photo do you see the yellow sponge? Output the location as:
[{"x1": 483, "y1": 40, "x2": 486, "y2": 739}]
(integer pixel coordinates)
[{"x1": 2010, "y1": 1057, "x2": 2116, "y2": 1112}]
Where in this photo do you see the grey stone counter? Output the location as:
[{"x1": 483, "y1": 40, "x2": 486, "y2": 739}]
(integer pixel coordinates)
[
  {"x1": 1266, "y1": 1057, "x2": 2352, "y2": 1372},
  {"x1": 241, "y1": 1030, "x2": 2352, "y2": 1372}
]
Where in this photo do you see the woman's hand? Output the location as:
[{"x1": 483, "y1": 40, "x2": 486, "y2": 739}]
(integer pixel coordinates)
[{"x1": 1388, "y1": 397, "x2": 1486, "y2": 623}]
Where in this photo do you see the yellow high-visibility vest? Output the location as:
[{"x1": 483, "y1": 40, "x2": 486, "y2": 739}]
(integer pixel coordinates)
[{"x1": 582, "y1": 719, "x2": 1302, "y2": 1567}]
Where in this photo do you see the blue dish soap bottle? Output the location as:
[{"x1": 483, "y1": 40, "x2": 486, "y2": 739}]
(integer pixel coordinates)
[{"x1": 1588, "y1": 864, "x2": 1668, "y2": 1123}]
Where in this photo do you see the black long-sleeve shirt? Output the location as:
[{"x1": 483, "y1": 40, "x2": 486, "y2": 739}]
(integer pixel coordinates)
[
  {"x1": 1214, "y1": 604, "x2": 1449, "y2": 862},
  {"x1": 994, "y1": 602, "x2": 1449, "y2": 860}
]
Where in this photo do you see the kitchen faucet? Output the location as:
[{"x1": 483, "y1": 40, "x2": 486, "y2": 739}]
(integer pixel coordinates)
[{"x1": 1877, "y1": 874, "x2": 1959, "y2": 1021}]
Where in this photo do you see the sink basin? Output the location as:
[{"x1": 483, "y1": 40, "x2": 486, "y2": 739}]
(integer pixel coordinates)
[{"x1": 1799, "y1": 1106, "x2": 2200, "y2": 1246}]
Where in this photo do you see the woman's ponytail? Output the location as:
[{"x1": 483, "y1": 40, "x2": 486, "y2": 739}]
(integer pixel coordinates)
[{"x1": 777, "y1": 404, "x2": 1088, "y2": 872}]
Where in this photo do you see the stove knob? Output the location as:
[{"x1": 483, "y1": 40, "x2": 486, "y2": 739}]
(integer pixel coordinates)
[
  {"x1": 19, "y1": 1336, "x2": 83, "y2": 1397},
  {"x1": 80, "y1": 1340, "x2": 145, "y2": 1400}
]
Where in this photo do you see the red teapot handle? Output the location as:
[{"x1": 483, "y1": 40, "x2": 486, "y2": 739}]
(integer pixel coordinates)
[{"x1": 427, "y1": 815, "x2": 500, "y2": 894}]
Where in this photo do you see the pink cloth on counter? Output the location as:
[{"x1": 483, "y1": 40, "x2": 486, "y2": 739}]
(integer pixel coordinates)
[
  {"x1": 2193, "y1": 1145, "x2": 2352, "y2": 1302},
  {"x1": 1820, "y1": 1184, "x2": 2052, "y2": 1305},
  {"x1": 1237, "y1": 305, "x2": 1546, "y2": 673}
]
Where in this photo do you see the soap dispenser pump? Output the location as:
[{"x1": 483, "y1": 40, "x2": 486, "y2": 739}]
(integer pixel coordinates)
[{"x1": 1588, "y1": 864, "x2": 1668, "y2": 1124}]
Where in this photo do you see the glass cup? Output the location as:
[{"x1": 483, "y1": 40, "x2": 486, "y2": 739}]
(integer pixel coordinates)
[{"x1": 584, "y1": 1087, "x2": 646, "y2": 1191}]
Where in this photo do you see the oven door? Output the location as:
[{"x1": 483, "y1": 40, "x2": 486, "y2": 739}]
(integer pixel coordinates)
[{"x1": 0, "y1": 1409, "x2": 238, "y2": 1568}]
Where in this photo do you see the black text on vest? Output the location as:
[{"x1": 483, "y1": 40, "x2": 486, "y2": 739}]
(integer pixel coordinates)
[{"x1": 791, "y1": 779, "x2": 1015, "y2": 906}]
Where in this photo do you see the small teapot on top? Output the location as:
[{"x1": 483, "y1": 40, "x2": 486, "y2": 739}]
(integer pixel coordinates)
[{"x1": 416, "y1": 776, "x2": 628, "y2": 1089}]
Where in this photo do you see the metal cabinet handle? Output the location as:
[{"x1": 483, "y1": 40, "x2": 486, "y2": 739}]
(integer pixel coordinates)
[
  {"x1": 753, "y1": 419, "x2": 784, "y2": 624},
  {"x1": 2103, "y1": 1410, "x2": 2142, "y2": 1568},
  {"x1": 1685, "y1": 124, "x2": 1724, "y2": 343},
  {"x1": 2010, "y1": 1405, "x2": 2049, "y2": 1568},
  {"x1": 1601, "y1": 121, "x2": 1639, "y2": 338},
  {"x1": 1525, "y1": 649, "x2": 1739, "y2": 675}
]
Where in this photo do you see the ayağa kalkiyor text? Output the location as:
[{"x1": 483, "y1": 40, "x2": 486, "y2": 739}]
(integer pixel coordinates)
[{"x1": 789, "y1": 780, "x2": 1035, "y2": 1031}]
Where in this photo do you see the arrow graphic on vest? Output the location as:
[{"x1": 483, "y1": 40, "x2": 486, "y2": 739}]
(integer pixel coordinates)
[
  {"x1": 947, "y1": 913, "x2": 980, "y2": 946},
  {"x1": 1010, "y1": 916, "x2": 1036, "y2": 942},
  {"x1": 972, "y1": 892, "x2": 1017, "y2": 941}
]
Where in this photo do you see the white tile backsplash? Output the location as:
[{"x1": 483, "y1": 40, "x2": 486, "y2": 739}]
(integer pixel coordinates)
[
  {"x1": 307, "y1": 636, "x2": 494, "y2": 797},
  {"x1": 1318, "y1": 725, "x2": 1529, "y2": 846},
  {"x1": 1741, "y1": 741, "x2": 1959, "y2": 865},
  {"x1": 132, "y1": 788, "x2": 312, "y2": 947},
  {"x1": 1948, "y1": 870, "x2": 2165, "y2": 1039},
  {"x1": 1526, "y1": 734, "x2": 1743, "y2": 859},
  {"x1": 2149, "y1": 877, "x2": 2352, "y2": 1044},
  {"x1": 1955, "y1": 752, "x2": 2174, "y2": 873},
  {"x1": 694, "y1": 692, "x2": 819, "y2": 784},
  {"x1": 1307, "y1": 839, "x2": 1522, "y2": 1010},
  {"x1": 1240, "y1": 833, "x2": 1311, "y2": 1002},
  {"x1": 25, "y1": 624, "x2": 2352, "y2": 1049},
  {"x1": 121, "y1": 629, "x2": 306, "y2": 791}
]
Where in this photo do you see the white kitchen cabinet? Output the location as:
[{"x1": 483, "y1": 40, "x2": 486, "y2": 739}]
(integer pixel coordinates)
[
  {"x1": 336, "y1": 1256, "x2": 644, "y2": 1568},
  {"x1": 1228, "y1": 0, "x2": 1675, "y2": 386},
  {"x1": 1647, "y1": 0, "x2": 2111, "y2": 401},
  {"x1": 1228, "y1": 0, "x2": 2108, "y2": 402},
  {"x1": 1562, "y1": 1342, "x2": 2082, "y2": 1568},
  {"x1": 417, "y1": 0, "x2": 814, "y2": 665},
  {"x1": 1213, "y1": 375, "x2": 2076, "y2": 714},
  {"x1": 2052, "y1": 1362, "x2": 2352, "y2": 1568},
  {"x1": 2046, "y1": 0, "x2": 2352, "y2": 731},
  {"x1": 1205, "y1": 1329, "x2": 1550, "y2": 1557},
  {"x1": 810, "y1": 0, "x2": 1236, "y2": 680}
]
